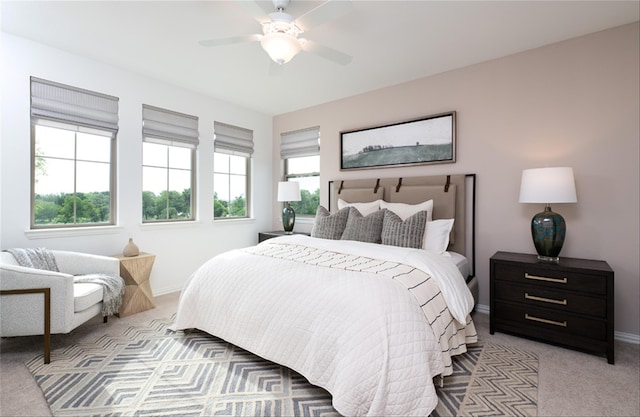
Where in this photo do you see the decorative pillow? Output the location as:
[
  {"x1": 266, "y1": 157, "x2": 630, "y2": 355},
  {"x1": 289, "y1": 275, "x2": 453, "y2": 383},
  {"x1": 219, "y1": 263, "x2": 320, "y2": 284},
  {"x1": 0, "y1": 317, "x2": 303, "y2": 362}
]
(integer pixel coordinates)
[
  {"x1": 341, "y1": 207, "x2": 385, "y2": 244},
  {"x1": 337, "y1": 198, "x2": 381, "y2": 217},
  {"x1": 381, "y1": 209, "x2": 428, "y2": 249},
  {"x1": 423, "y1": 219, "x2": 455, "y2": 254},
  {"x1": 311, "y1": 206, "x2": 350, "y2": 240},
  {"x1": 380, "y1": 199, "x2": 433, "y2": 222}
]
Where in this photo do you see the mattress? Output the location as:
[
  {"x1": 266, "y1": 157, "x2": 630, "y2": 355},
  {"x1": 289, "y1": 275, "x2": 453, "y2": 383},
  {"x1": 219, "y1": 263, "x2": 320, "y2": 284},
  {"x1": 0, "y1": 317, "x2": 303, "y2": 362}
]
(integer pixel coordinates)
[{"x1": 449, "y1": 251, "x2": 470, "y2": 278}]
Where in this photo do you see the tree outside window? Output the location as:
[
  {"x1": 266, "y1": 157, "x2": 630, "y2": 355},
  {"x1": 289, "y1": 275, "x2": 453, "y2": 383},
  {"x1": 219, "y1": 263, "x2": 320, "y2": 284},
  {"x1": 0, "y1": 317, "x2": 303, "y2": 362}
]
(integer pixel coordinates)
[
  {"x1": 142, "y1": 142, "x2": 194, "y2": 222},
  {"x1": 285, "y1": 155, "x2": 320, "y2": 216},
  {"x1": 214, "y1": 152, "x2": 248, "y2": 218},
  {"x1": 33, "y1": 125, "x2": 114, "y2": 226}
]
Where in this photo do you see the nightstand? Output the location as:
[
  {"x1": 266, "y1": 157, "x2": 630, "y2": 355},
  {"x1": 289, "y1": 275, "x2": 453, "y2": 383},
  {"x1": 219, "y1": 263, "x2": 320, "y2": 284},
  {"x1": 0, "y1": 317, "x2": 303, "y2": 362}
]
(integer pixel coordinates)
[
  {"x1": 490, "y1": 251, "x2": 614, "y2": 364},
  {"x1": 258, "y1": 231, "x2": 310, "y2": 243}
]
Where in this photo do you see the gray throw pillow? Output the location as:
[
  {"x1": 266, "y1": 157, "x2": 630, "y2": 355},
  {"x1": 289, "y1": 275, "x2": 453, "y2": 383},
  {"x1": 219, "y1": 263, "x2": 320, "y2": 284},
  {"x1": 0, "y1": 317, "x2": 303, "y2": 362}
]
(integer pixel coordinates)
[
  {"x1": 311, "y1": 205, "x2": 349, "y2": 240},
  {"x1": 381, "y1": 209, "x2": 427, "y2": 248},
  {"x1": 341, "y1": 207, "x2": 384, "y2": 244}
]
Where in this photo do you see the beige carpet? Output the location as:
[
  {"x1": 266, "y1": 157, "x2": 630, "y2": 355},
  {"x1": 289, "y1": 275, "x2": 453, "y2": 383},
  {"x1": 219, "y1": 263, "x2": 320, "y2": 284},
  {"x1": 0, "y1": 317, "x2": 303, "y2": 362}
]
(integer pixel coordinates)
[
  {"x1": 24, "y1": 313, "x2": 537, "y2": 417},
  {"x1": 2, "y1": 292, "x2": 639, "y2": 416}
]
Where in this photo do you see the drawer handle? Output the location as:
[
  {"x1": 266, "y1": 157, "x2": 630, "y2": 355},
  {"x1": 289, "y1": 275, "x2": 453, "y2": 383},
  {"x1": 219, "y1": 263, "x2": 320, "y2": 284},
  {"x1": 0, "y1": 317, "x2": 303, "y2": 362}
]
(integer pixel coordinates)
[
  {"x1": 525, "y1": 313, "x2": 567, "y2": 327},
  {"x1": 524, "y1": 272, "x2": 567, "y2": 284},
  {"x1": 525, "y1": 293, "x2": 567, "y2": 305}
]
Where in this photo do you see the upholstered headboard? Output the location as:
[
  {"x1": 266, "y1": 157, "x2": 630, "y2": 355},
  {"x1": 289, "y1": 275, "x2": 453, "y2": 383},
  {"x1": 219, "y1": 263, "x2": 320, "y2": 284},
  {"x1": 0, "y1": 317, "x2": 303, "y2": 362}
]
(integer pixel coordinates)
[{"x1": 328, "y1": 174, "x2": 476, "y2": 277}]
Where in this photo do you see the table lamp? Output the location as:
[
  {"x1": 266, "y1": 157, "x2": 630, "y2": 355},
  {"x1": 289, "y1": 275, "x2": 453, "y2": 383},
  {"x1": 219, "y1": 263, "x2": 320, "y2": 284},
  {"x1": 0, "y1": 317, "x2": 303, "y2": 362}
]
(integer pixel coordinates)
[
  {"x1": 519, "y1": 167, "x2": 577, "y2": 262},
  {"x1": 277, "y1": 181, "x2": 301, "y2": 234}
]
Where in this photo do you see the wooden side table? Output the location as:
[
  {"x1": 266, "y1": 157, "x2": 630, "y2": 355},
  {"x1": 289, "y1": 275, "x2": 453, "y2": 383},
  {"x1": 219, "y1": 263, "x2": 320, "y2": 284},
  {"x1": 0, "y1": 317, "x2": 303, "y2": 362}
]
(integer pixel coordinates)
[{"x1": 113, "y1": 252, "x2": 156, "y2": 317}]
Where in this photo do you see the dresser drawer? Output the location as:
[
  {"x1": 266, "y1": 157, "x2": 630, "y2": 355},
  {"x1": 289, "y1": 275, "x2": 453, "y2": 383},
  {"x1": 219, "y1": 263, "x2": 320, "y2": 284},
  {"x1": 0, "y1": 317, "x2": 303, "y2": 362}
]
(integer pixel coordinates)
[
  {"x1": 494, "y1": 281, "x2": 607, "y2": 317},
  {"x1": 493, "y1": 263, "x2": 606, "y2": 295},
  {"x1": 494, "y1": 301, "x2": 607, "y2": 341}
]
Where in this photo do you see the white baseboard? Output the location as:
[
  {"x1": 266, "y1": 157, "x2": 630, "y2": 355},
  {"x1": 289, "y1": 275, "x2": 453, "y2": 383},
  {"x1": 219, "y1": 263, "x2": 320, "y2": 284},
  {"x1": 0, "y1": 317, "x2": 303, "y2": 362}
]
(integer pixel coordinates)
[
  {"x1": 153, "y1": 286, "x2": 183, "y2": 297},
  {"x1": 473, "y1": 303, "x2": 639, "y2": 344},
  {"x1": 475, "y1": 303, "x2": 490, "y2": 315},
  {"x1": 615, "y1": 330, "x2": 640, "y2": 344}
]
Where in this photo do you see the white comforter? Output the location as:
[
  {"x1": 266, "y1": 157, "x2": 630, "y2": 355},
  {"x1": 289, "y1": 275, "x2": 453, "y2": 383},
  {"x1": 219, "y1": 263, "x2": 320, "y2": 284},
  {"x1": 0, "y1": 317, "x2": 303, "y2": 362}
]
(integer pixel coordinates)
[{"x1": 172, "y1": 235, "x2": 476, "y2": 416}]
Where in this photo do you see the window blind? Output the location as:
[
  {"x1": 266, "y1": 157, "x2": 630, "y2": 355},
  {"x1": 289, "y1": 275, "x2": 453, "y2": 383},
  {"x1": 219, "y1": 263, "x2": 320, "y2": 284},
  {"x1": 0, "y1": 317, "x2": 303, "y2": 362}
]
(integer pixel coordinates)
[
  {"x1": 142, "y1": 104, "x2": 199, "y2": 148},
  {"x1": 214, "y1": 121, "x2": 254, "y2": 157},
  {"x1": 30, "y1": 77, "x2": 119, "y2": 136},
  {"x1": 280, "y1": 126, "x2": 320, "y2": 159}
]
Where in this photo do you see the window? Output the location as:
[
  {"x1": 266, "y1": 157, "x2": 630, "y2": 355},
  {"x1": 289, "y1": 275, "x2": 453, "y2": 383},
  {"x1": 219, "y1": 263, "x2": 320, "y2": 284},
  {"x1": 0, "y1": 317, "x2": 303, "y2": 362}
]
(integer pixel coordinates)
[
  {"x1": 142, "y1": 105, "x2": 198, "y2": 222},
  {"x1": 285, "y1": 156, "x2": 320, "y2": 216},
  {"x1": 281, "y1": 127, "x2": 320, "y2": 216},
  {"x1": 213, "y1": 153, "x2": 249, "y2": 218},
  {"x1": 30, "y1": 77, "x2": 118, "y2": 228},
  {"x1": 213, "y1": 122, "x2": 253, "y2": 219}
]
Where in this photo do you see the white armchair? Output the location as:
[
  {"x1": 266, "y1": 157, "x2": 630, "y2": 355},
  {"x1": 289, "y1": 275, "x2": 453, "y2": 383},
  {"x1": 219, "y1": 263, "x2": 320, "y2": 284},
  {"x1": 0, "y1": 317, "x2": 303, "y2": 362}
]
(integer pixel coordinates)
[{"x1": 0, "y1": 250, "x2": 121, "y2": 338}]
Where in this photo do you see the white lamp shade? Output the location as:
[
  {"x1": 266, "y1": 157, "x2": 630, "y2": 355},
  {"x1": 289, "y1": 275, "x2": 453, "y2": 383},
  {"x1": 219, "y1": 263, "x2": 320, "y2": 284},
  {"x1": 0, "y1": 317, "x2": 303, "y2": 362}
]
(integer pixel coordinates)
[
  {"x1": 277, "y1": 181, "x2": 301, "y2": 202},
  {"x1": 260, "y1": 32, "x2": 301, "y2": 65},
  {"x1": 519, "y1": 167, "x2": 577, "y2": 204}
]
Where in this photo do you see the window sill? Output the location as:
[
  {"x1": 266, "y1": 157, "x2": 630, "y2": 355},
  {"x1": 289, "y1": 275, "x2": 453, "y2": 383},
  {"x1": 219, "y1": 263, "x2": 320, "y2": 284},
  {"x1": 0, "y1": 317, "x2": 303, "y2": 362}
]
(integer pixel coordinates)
[
  {"x1": 213, "y1": 217, "x2": 255, "y2": 224},
  {"x1": 139, "y1": 220, "x2": 205, "y2": 231},
  {"x1": 25, "y1": 225, "x2": 124, "y2": 239},
  {"x1": 273, "y1": 216, "x2": 314, "y2": 224}
]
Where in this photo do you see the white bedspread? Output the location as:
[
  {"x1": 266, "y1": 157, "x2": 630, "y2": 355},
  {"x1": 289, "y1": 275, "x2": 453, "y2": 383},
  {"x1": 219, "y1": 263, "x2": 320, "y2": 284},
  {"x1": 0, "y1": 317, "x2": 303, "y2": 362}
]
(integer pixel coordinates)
[{"x1": 171, "y1": 235, "x2": 477, "y2": 417}]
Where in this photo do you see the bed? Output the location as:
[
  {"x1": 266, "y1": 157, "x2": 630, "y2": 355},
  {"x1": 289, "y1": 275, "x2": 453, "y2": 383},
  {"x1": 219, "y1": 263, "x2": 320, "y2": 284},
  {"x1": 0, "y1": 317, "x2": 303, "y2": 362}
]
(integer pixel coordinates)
[{"x1": 172, "y1": 174, "x2": 478, "y2": 416}]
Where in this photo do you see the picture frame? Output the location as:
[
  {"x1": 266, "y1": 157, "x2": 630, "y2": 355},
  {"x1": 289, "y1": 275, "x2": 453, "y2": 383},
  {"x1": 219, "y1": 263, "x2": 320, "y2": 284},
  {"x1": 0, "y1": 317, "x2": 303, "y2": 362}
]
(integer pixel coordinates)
[{"x1": 340, "y1": 111, "x2": 456, "y2": 170}]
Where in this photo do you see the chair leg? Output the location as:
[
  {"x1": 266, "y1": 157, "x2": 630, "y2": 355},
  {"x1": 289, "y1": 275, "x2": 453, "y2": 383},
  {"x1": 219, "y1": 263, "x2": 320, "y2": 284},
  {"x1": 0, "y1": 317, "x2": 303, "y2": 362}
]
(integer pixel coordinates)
[
  {"x1": 103, "y1": 316, "x2": 108, "y2": 323},
  {"x1": 1, "y1": 288, "x2": 51, "y2": 364}
]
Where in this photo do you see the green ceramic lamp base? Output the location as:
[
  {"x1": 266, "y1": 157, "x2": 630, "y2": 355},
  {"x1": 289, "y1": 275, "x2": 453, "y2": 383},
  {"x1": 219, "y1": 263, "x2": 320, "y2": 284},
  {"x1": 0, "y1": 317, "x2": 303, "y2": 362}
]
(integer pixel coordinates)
[
  {"x1": 531, "y1": 204, "x2": 566, "y2": 262},
  {"x1": 282, "y1": 204, "x2": 296, "y2": 234}
]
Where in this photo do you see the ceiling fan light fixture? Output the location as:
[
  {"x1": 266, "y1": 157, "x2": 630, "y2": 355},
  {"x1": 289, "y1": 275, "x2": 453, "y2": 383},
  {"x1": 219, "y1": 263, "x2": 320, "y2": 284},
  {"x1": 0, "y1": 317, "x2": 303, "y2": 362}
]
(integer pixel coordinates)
[
  {"x1": 260, "y1": 31, "x2": 302, "y2": 65},
  {"x1": 198, "y1": 0, "x2": 353, "y2": 67}
]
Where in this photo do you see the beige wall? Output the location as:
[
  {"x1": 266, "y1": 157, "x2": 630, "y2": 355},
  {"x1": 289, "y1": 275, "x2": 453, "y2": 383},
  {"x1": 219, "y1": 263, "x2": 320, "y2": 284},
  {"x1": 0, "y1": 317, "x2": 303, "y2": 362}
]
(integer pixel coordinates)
[{"x1": 272, "y1": 22, "x2": 639, "y2": 337}]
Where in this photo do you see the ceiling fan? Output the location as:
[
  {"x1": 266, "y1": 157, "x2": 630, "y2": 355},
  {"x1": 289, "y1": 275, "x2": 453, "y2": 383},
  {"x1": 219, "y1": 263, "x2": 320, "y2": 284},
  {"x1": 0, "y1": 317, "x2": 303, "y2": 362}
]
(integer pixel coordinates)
[{"x1": 199, "y1": 0, "x2": 353, "y2": 66}]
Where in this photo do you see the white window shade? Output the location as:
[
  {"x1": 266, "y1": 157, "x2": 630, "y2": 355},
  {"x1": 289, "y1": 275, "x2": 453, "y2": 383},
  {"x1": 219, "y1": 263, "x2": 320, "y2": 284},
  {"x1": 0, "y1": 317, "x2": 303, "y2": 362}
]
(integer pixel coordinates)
[
  {"x1": 142, "y1": 105, "x2": 199, "y2": 148},
  {"x1": 30, "y1": 77, "x2": 119, "y2": 136},
  {"x1": 280, "y1": 126, "x2": 320, "y2": 159},
  {"x1": 214, "y1": 121, "x2": 254, "y2": 157}
]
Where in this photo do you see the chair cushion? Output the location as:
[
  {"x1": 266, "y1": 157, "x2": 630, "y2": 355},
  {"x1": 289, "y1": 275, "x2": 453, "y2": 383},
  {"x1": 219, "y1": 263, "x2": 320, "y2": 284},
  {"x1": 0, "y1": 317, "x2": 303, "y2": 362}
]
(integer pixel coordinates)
[
  {"x1": 74, "y1": 283, "x2": 103, "y2": 313},
  {"x1": 0, "y1": 252, "x2": 19, "y2": 266}
]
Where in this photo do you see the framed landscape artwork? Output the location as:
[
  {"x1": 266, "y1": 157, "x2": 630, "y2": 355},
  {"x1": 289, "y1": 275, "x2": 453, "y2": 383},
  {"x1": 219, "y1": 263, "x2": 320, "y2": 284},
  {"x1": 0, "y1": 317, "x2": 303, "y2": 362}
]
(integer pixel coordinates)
[{"x1": 340, "y1": 111, "x2": 456, "y2": 170}]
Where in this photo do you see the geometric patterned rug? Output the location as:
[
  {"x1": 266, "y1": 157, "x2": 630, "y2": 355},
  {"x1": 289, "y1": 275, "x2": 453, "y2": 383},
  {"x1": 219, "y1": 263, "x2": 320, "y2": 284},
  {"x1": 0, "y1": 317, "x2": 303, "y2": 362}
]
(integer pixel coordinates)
[
  {"x1": 27, "y1": 316, "x2": 538, "y2": 417},
  {"x1": 433, "y1": 342, "x2": 538, "y2": 416}
]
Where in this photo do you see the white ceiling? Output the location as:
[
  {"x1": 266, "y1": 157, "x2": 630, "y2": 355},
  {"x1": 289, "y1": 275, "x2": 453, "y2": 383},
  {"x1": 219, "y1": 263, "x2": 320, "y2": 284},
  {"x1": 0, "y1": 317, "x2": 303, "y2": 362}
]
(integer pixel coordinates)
[{"x1": 2, "y1": 1, "x2": 638, "y2": 116}]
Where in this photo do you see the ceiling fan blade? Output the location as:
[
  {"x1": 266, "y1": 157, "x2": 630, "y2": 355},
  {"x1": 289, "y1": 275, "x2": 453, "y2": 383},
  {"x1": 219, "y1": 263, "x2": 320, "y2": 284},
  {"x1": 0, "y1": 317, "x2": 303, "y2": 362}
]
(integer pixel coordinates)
[
  {"x1": 234, "y1": 0, "x2": 271, "y2": 22},
  {"x1": 301, "y1": 39, "x2": 352, "y2": 66},
  {"x1": 296, "y1": 0, "x2": 353, "y2": 30},
  {"x1": 199, "y1": 35, "x2": 260, "y2": 47}
]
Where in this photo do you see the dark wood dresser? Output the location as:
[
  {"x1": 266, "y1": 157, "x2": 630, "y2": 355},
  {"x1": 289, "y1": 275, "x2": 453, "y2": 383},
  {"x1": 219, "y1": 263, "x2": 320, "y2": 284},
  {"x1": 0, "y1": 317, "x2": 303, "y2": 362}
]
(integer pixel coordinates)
[{"x1": 490, "y1": 251, "x2": 614, "y2": 364}]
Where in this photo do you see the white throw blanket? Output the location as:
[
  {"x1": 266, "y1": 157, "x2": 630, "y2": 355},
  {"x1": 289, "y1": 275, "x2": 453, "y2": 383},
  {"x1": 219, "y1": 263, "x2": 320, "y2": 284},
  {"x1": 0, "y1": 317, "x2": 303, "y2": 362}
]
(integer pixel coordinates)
[
  {"x1": 74, "y1": 274, "x2": 125, "y2": 317},
  {"x1": 5, "y1": 248, "x2": 59, "y2": 271}
]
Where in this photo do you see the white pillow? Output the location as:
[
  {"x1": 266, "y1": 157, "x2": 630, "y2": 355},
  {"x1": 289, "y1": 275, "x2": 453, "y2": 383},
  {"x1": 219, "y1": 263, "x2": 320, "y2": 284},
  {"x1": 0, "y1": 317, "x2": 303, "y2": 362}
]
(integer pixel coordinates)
[
  {"x1": 423, "y1": 219, "x2": 454, "y2": 254},
  {"x1": 337, "y1": 198, "x2": 381, "y2": 217},
  {"x1": 380, "y1": 199, "x2": 433, "y2": 222}
]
